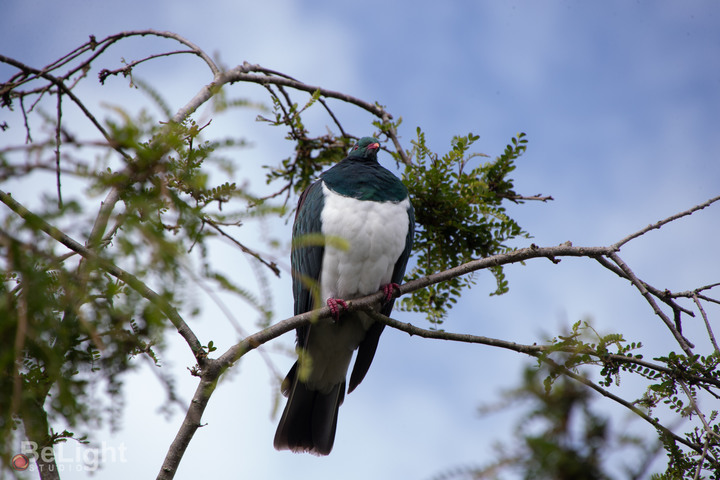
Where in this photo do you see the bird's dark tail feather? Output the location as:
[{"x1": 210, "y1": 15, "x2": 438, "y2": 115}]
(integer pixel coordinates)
[{"x1": 274, "y1": 362, "x2": 345, "y2": 456}]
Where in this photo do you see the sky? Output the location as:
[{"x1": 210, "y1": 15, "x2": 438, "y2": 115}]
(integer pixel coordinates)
[{"x1": 2, "y1": 1, "x2": 720, "y2": 479}]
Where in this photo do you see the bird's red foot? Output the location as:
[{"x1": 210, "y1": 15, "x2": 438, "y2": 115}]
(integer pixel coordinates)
[
  {"x1": 326, "y1": 298, "x2": 348, "y2": 321},
  {"x1": 381, "y1": 283, "x2": 401, "y2": 303}
]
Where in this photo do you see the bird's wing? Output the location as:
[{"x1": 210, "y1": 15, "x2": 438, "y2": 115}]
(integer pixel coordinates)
[
  {"x1": 348, "y1": 201, "x2": 415, "y2": 393},
  {"x1": 291, "y1": 180, "x2": 325, "y2": 348}
]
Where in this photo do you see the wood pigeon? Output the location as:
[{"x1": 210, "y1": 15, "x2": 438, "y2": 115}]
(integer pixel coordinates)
[{"x1": 274, "y1": 137, "x2": 414, "y2": 455}]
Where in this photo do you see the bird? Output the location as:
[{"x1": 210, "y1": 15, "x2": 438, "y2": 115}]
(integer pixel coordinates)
[{"x1": 273, "y1": 136, "x2": 414, "y2": 455}]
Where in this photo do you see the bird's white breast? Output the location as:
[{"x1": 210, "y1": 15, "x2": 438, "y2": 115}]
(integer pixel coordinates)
[
  {"x1": 303, "y1": 182, "x2": 409, "y2": 392},
  {"x1": 319, "y1": 182, "x2": 410, "y2": 302}
]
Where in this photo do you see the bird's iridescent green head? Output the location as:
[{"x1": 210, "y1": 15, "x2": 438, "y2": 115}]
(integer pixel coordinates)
[{"x1": 348, "y1": 137, "x2": 381, "y2": 160}]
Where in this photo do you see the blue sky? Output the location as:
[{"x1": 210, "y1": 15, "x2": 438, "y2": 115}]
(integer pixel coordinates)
[{"x1": 2, "y1": 1, "x2": 720, "y2": 479}]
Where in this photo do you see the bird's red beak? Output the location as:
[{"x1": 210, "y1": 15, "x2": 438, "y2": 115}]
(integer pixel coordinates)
[{"x1": 368, "y1": 142, "x2": 380, "y2": 150}]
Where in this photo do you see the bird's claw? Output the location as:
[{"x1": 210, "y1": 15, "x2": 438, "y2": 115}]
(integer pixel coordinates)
[
  {"x1": 381, "y1": 283, "x2": 401, "y2": 303},
  {"x1": 326, "y1": 298, "x2": 348, "y2": 321}
]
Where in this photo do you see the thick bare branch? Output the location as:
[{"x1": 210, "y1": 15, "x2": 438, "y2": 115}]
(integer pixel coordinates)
[{"x1": 157, "y1": 369, "x2": 219, "y2": 480}]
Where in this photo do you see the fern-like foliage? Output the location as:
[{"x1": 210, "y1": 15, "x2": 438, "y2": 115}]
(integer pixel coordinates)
[{"x1": 399, "y1": 128, "x2": 532, "y2": 324}]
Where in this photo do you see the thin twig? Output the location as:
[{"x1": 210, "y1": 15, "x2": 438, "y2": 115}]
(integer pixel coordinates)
[
  {"x1": 694, "y1": 437, "x2": 711, "y2": 480},
  {"x1": 0, "y1": 54, "x2": 132, "y2": 161},
  {"x1": 318, "y1": 97, "x2": 347, "y2": 138},
  {"x1": 182, "y1": 262, "x2": 282, "y2": 378},
  {"x1": 679, "y1": 381, "x2": 719, "y2": 441},
  {"x1": 696, "y1": 293, "x2": 720, "y2": 307},
  {"x1": 358, "y1": 306, "x2": 720, "y2": 388},
  {"x1": 671, "y1": 282, "x2": 720, "y2": 298},
  {"x1": 693, "y1": 293, "x2": 720, "y2": 354},
  {"x1": 613, "y1": 195, "x2": 720, "y2": 249},
  {"x1": 54, "y1": 90, "x2": 63, "y2": 208},
  {"x1": 20, "y1": 96, "x2": 32, "y2": 143},
  {"x1": 98, "y1": 50, "x2": 197, "y2": 84},
  {"x1": 502, "y1": 193, "x2": 554, "y2": 202},
  {"x1": 544, "y1": 356, "x2": 700, "y2": 452},
  {"x1": 678, "y1": 380, "x2": 720, "y2": 477},
  {"x1": 203, "y1": 218, "x2": 280, "y2": 277}
]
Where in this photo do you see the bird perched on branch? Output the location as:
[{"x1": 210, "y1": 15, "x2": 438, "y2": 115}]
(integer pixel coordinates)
[{"x1": 274, "y1": 136, "x2": 414, "y2": 455}]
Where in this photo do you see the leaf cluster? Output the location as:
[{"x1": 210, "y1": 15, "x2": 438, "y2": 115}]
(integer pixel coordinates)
[
  {"x1": 259, "y1": 88, "x2": 352, "y2": 199},
  {"x1": 536, "y1": 320, "x2": 720, "y2": 478},
  {"x1": 435, "y1": 364, "x2": 648, "y2": 480},
  {"x1": 0, "y1": 226, "x2": 162, "y2": 462},
  {"x1": 399, "y1": 128, "x2": 532, "y2": 324},
  {"x1": 0, "y1": 86, "x2": 276, "y2": 461}
]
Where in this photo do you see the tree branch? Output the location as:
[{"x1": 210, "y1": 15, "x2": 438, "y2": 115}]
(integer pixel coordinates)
[
  {"x1": 157, "y1": 368, "x2": 219, "y2": 480},
  {"x1": 608, "y1": 251, "x2": 695, "y2": 354},
  {"x1": 359, "y1": 308, "x2": 720, "y2": 389},
  {"x1": 149, "y1": 229, "x2": 720, "y2": 477},
  {"x1": 219, "y1": 63, "x2": 412, "y2": 165},
  {"x1": 593, "y1": 255, "x2": 695, "y2": 317},
  {"x1": 357, "y1": 307, "x2": 702, "y2": 452}
]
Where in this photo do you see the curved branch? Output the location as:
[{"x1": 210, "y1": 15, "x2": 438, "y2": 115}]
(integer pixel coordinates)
[
  {"x1": 2, "y1": 30, "x2": 220, "y2": 91},
  {"x1": 98, "y1": 49, "x2": 198, "y2": 84},
  {"x1": 203, "y1": 217, "x2": 280, "y2": 277},
  {"x1": 218, "y1": 63, "x2": 412, "y2": 165},
  {"x1": 227, "y1": 64, "x2": 386, "y2": 117}
]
